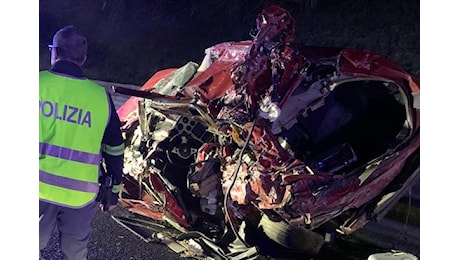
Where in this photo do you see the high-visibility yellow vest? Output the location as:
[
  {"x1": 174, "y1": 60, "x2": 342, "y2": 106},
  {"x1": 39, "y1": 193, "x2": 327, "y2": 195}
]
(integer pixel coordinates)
[{"x1": 39, "y1": 71, "x2": 109, "y2": 208}]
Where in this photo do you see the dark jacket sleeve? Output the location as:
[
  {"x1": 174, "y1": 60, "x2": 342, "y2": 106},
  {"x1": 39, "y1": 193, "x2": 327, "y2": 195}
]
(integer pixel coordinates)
[{"x1": 101, "y1": 91, "x2": 124, "y2": 187}]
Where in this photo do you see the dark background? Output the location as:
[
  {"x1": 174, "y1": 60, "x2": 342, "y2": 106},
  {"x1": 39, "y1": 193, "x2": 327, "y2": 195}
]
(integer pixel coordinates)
[
  {"x1": 39, "y1": 0, "x2": 419, "y2": 86},
  {"x1": 38, "y1": 1, "x2": 420, "y2": 259}
]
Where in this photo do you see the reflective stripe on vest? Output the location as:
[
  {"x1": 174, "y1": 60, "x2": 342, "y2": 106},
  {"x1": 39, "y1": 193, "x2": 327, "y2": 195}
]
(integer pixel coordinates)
[
  {"x1": 40, "y1": 142, "x2": 101, "y2": 165},
  {"x1": 39, "y1": 71, "x2": 110, "y2": 208},
  {"x1": 101, "y1": 143, "x2": 125, "y2": 156}
]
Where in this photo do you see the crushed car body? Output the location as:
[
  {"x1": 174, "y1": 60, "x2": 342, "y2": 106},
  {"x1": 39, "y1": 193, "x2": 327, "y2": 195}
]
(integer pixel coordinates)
[{"x1": 112, "y1": 5, "x2": 420, "y2": 259}]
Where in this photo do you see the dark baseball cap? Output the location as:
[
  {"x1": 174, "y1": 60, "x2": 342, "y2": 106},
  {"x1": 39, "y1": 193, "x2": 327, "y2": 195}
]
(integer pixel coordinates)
[{"x1": 48, "y1": 25, "x2": 87, "y2": 61}]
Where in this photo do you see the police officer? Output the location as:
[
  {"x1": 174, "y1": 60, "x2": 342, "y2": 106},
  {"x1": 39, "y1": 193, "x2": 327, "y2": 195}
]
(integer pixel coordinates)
[{"x1": 39, "y1": 25, "x2": 125, "y2": 260}]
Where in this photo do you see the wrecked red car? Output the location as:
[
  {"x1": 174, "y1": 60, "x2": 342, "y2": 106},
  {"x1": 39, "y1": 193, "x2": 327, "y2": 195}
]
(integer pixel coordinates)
[{"x1": 111, "y1": 5, "x2": 420, "y2": 259}]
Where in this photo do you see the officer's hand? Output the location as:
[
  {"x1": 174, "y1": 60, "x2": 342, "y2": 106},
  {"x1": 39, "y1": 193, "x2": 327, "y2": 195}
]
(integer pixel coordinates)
[
  {"x1": 108, "y1": 191, "x2": 119, "y2": 211},
  {"x1": 99, "y1": 192, "x2": 119, "y2": 212},
  {"x1": 99, "y1": 203, "x2": 117, "y2": 212}
]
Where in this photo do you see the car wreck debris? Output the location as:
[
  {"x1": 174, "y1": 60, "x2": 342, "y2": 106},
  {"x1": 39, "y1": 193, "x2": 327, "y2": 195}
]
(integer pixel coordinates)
[{"x1": 112, "y1": 4, "x2": 420, "y2": 259}]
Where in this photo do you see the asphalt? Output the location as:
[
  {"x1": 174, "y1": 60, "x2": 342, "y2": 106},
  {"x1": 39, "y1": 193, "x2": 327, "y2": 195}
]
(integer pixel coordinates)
[{"x1": 40, "y1": 80, "x2": 420, "y2": 260}]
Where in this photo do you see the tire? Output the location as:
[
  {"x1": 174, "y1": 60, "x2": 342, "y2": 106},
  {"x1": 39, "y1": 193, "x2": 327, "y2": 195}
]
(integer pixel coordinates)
[{"x1": 258, "y1": 214, "x2": 325, "y2": 255}]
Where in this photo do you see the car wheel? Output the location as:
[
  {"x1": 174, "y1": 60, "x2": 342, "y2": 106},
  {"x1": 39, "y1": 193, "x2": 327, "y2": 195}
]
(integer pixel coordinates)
[{"x1": 258, "y1": 214, "x2": 325, "y2": 255}]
